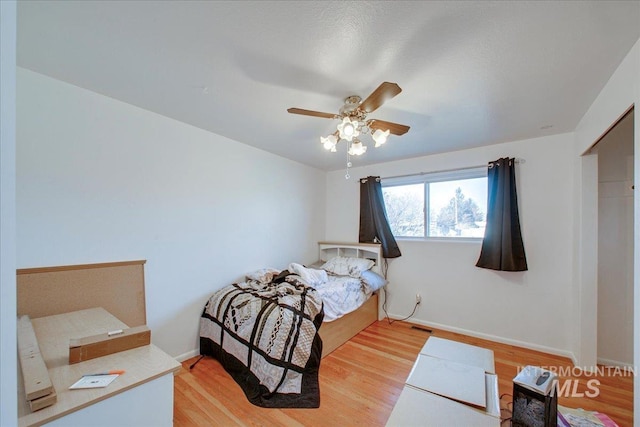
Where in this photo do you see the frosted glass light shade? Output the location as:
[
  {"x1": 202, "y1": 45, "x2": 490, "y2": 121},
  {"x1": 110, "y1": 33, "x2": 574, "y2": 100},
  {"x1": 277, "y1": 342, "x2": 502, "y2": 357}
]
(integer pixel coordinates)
[
  {"x1": 321, "y1": 134, "x2": 338, "y2": 151},
  {"x1": 337, "y1": 117, "x2": 360, "y2": 142},
  {"x1": 372, "y1": 129, "x2": 390, "y2": 147},
  {"x1": 348, "y1": 140, "x2": 367, "y2": 156}
]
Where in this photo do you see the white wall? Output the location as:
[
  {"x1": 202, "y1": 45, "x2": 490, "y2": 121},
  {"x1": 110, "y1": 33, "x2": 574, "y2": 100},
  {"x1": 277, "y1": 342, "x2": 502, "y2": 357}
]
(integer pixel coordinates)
[
  {"x1": 16, "y1": 68, "x2": 326, "y2": 359},
  {"x1": 595, "y1": 111, "x2": 634, "y2": 366},
  {"x1": 326, "y1": 133, "x2": 575, "y2": 356},
  {"x1": 572, "y1": 37, "x2": 639, "y2": 420},
  {"x1": 0, "y1": 1, "x2": 18, "y2": 426}
]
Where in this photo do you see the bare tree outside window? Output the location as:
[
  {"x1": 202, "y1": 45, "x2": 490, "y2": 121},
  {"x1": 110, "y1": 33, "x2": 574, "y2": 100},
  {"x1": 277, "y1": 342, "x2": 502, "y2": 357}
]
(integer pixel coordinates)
[
  {"x1": 382, "y1": 184, "x2": 424, "y2": 237},
  {"x1": 434, "y1": 187, "x2": 484, "y2": 237},
  {"x1": 382, "y1": 172, "x2": 487, "y2": 239}
]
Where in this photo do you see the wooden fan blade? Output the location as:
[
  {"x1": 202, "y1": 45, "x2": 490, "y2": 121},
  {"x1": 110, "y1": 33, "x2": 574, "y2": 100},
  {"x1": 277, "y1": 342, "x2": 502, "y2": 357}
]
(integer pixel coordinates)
[
  {"x1": 358, "y1": 82, "x2": 402, "y2": 113},
  {"x1": 287, "y1": 108, "x2": 336, "y2": 119},
  {"x1": 369, "y1": 119, "x2": 410, "y2": 136}
]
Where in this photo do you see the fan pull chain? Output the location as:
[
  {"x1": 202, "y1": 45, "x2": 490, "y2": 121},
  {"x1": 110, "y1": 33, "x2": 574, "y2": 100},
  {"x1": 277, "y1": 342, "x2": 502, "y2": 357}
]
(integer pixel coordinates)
[{"x1": 345, "y1": 143, "x2": 352, "y2": 179}]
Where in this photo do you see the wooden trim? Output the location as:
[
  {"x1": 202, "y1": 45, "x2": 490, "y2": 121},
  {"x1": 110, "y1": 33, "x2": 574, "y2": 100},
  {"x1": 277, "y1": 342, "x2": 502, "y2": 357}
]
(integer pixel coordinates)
[
  {"x1": 17, "y1": 259, "x2": 146, "y2": 275},
  {"x1": 584, "y1": 104, "x2": 635, "y2": 155},
  {"x1": 69, "y1": 325, "x2": 151, "y2": 364},
  {"x1": 17, "y1": 316, "x2": 54, "y2": 402},
  {"x1": 28, "y1": 391, "x2": 57, "y2": 412}
]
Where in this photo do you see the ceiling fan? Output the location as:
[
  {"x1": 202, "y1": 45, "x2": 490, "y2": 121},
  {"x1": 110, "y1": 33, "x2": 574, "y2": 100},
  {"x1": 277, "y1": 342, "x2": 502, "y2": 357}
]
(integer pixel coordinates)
[{"x1": 287, "y1": 82, "x2": 410, "y2": 158}]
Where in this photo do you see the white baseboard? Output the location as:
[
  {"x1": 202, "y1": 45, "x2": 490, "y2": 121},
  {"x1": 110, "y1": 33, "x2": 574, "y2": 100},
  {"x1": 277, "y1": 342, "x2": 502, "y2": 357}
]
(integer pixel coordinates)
[
  {"x1": 596, "y1": 357, "x2": 635, "y2": 368},
  {"x1": 175, "y1": 349, "x2": 200, "y2": 363},
  {"x1": 570, "y1": 353, "x2": 579, "y2": 367},
  {"x1": 386, "y1": 314, "x2": 577, "y2": 363}
]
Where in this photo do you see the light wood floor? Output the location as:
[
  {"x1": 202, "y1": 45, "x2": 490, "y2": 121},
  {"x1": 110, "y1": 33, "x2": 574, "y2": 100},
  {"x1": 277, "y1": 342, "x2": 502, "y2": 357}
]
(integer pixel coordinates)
[{"x1": 174, "y1": 320, "x2": 633, "y2": 426}]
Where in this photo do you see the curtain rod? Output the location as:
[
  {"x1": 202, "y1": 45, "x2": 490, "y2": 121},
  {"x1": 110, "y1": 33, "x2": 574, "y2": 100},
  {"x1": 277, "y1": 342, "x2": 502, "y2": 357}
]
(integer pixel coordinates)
[{"x1": 377, "y1": 158, "x2": 525, "y2": 181}]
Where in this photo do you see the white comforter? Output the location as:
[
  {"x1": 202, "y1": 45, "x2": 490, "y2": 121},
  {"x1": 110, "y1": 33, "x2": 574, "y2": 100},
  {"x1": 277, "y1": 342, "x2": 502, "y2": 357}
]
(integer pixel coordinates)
[{"x1": 288, "y1": 263, "x2": 372, "y2": 322}]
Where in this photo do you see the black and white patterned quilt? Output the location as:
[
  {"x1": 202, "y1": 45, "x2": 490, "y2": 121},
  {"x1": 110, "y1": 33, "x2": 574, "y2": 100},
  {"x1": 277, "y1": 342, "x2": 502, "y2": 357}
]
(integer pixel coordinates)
[{"x1": 199, "y1": 271, "x2": 324, "y2": 408}]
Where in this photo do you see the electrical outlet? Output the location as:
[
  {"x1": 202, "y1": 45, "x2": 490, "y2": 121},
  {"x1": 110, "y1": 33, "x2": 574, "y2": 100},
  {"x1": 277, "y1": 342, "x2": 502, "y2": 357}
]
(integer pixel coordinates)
[{"x1": 416, "y1": 293, "x2": 421, "y2": 304}]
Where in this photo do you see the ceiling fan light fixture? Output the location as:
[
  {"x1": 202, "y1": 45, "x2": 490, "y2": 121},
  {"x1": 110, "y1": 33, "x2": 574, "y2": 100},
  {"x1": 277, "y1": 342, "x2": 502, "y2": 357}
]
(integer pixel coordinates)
[
  {"x1": 321, "y1": 134, "x2": 338, "y2": 151},
  {"x1": 348, "y1": 139, "x2": 367, "y2": 156},
  {"x1": 372, "y1": 128, "x2": 390, "y2": 147},
  {"x1": 337, "y1": 117, "x2": 360, "y2": 141}
]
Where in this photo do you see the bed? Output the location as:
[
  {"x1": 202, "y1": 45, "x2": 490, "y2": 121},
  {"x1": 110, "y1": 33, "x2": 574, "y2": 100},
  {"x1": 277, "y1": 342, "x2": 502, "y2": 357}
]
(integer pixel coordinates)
[
  {"x1": 315, "y1": 242, "x2": 383, "y2": 356},
  {"x1": 198, "y1": 241, "x2": 384, "y2": 408}
]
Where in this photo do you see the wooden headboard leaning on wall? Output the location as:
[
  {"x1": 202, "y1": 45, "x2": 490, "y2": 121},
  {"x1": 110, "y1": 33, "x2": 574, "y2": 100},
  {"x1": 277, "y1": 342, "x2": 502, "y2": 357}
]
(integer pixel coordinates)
[{"x1": 17, "y1": 260, "x2": 147, "y2": 327}]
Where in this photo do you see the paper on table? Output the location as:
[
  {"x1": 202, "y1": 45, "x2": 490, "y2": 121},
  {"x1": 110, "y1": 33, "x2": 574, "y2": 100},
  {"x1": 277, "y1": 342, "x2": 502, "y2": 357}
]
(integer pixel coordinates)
[{"x1": 69, "y1": 374, "x2": 119, "y2": 389}]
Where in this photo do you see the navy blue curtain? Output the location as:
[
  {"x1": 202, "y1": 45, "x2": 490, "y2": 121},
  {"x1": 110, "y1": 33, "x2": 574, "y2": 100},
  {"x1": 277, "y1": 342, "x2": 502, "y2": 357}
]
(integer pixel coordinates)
[
  {"x1": 359, "y1": 176, "x2": 401, "y2": 259},
  {"x1": 476, "y1": 158, "x2": 527, "y2": 271}
]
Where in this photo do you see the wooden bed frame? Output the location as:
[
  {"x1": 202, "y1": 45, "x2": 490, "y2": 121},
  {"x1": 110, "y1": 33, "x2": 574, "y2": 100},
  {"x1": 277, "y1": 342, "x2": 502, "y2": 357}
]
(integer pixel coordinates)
[{"x1": 316, "y1": 241, "x2": 383, "y2": 358}]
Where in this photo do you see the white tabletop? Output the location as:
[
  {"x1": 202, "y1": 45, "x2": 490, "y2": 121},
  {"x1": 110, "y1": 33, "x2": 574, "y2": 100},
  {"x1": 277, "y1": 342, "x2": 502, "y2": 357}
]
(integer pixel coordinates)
[
  {"x1": 407, "y1": 354, "x2": 488, "y2": 408},
  {"x1": 386, "y1": 384, "x2": 500, "y2": 427},
  {"x1": 420, "y1": 336, "x2": 495, "y2": 373}
]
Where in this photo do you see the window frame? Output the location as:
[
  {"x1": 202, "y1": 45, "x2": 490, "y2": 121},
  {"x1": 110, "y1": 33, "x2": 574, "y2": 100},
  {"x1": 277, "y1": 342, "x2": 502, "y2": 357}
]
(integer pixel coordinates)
[{"x1": 382, "y1": 167, "x2": 488, "y2": 241}]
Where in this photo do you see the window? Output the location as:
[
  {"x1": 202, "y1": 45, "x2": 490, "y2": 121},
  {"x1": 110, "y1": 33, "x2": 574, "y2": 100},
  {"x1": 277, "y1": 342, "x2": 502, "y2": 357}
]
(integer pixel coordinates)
[{"x1": 382, "y1": 168, "x2": 487, "y2": 239}]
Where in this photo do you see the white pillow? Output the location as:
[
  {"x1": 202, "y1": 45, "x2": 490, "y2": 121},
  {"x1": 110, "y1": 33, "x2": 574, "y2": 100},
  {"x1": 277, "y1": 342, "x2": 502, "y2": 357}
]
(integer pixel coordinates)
[
  {"x1": 246, "y1": 268, "x2": 280, "y2": 283},
  {"x1": 288, "y1": 263, "x2": 328, "y2": 287},
  {"x1": 321, "y1": 256, "x2": 375, "y2": 278},
  {"x1": 361, "y1": 269, "x2": 388, "y2": 292}
]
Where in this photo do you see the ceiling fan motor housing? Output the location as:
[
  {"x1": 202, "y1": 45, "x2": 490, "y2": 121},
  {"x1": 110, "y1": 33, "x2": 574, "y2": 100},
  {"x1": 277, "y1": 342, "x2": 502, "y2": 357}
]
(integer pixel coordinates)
[{"x1": 339, "y1": 95, "x2": 362, "y2": 116}]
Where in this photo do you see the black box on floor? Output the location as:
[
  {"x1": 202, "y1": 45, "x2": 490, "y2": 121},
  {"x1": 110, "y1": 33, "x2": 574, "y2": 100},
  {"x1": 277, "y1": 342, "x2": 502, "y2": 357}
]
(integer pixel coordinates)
[{"x1": 512, "y1": 366, "x2": 557, "y2": 427}]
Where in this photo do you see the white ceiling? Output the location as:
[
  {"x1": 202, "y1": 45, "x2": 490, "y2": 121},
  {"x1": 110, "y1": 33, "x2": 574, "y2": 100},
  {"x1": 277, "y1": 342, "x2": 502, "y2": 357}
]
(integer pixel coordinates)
[{"x1": 17, "y1": 1, "x2": 640, "y2": 171}]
